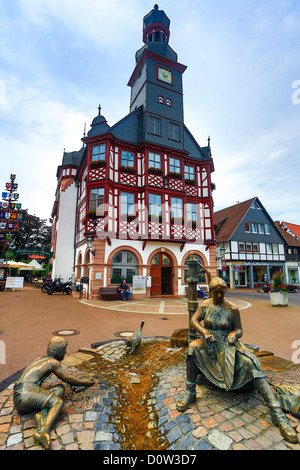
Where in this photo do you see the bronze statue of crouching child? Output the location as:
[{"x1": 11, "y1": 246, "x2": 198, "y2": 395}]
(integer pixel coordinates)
[{"x1": 13, "y1": 336, "x2": 94, "y2": 450}]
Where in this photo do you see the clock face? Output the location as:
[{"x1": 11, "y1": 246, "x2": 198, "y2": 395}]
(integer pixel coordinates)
[{"x1": 157, "y1": 67, "x2": 172, "y2": 84}]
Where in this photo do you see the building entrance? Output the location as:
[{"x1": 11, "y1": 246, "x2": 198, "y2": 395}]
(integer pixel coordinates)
[{"x1": 150, "y1": 252, "x2": 173, "y2": 296}]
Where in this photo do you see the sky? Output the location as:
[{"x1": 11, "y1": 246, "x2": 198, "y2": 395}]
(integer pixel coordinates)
[{"x1": 0, "y1": 0, "x2": 299, "y2": 226}]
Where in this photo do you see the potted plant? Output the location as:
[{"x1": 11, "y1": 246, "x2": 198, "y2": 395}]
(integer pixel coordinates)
[{"x1": 269, "y1": 272, "x2": 288, "y2": 306}]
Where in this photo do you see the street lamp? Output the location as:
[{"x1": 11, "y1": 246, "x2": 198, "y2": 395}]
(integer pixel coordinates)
[{"x1": 87, "y1": 237, "x2": 95, "y2": 256}]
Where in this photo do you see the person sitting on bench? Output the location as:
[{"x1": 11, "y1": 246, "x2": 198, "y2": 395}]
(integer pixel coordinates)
[
  {"x1": 197, "y1": 285, "x2": 208, "y2": 299},
  {"x1": 118, "y1": 279, "x2": 131, "y2": 300}
]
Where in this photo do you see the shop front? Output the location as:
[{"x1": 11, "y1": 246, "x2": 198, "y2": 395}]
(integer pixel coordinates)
[{"x1": 220, "y1": 262, "x2": 286, "y2": 289}]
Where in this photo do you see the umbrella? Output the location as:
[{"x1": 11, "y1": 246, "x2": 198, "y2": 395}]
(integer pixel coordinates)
[{"x1": 5, "y1": 260, "x2": 34, "y2": 269}]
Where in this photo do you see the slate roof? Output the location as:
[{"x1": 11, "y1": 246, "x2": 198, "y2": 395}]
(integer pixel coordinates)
[
  {"x1": 62, "y1": 148, "x2": 84, "y2": 167},
  {"x1": 213, "y1": 198, "x2": 256, "y2": 242},
  {"x1": 86, "y1": 106, "x2": 211, "y2": 162}
]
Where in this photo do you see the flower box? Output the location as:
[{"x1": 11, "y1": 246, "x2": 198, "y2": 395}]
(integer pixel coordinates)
[
  {"x1": 120, "y1": 214, "x2": 137, "y2": 222},
  {"x1": 269, "y1": 292, "x2": 288, "y2": 306},
  {"x1": 148, "y1": 167, "x2": 163, "y2": 176},
  {"x1": 185, "y1": 178, "x2": 196, "y2": 185},
  {"x1": 119, "y1": 166, "x2": 136, "y2": 174},
  {"x1": 187, "y1": 221, "x2": 197, "y2": 229},
  {"x1": 86, "y1": 210, "x2": 97, "y2": 219},
  {"x1": 168, "y1": 172, "x2": 183, "y2": 179},
  {"x1": 148, "y1": 215, "x2": 164, "y2": 223},
  {"x1": 89, "y1": 160, "x2": 106, "y2": 168},
  {"x1": 171, "y1": 217, "x2": 184, "y2": 225}
]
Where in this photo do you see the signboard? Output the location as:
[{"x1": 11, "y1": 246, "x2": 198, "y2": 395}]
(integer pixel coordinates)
[
  {"x1": 5, "y1": 276, "x2": 24, "y2": 291},
  {"x1": 133, "y1": 275, "x2": 147, "y2": 290},
  {"x1": 13, "y1": 248, "x2": 54, "y2": 259}
]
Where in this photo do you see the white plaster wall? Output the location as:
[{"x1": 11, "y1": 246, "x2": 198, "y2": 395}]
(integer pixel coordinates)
[
  {"x1": 52, "y1": 182, "x2": 77, "y2": 282},
  {"x1": 104, "y1": 238, "x2": 209, "y2": 295}
]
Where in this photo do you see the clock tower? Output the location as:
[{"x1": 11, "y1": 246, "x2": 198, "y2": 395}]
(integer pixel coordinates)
[{"x1": 128, "y1": 4, "x2": 187, "y2": 151}]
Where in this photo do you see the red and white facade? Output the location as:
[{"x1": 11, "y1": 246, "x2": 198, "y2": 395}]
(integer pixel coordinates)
[{"x1": 51, "y1": 6, "x2": 217, "y2": 298}]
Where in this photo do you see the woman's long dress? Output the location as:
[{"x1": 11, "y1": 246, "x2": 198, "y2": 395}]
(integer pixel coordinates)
[{"x1": 190, "y1": 299, "x2": 265, "y2": 391}]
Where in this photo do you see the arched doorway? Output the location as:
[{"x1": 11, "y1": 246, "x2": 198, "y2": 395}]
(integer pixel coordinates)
[{"x1": 150, "y1": 252, "x2": 173, "y2": 296}]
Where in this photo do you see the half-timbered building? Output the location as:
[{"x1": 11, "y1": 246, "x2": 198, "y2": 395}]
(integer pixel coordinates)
[{"x1": 51, "y1": 5, "x2": 217, "y2": 298}]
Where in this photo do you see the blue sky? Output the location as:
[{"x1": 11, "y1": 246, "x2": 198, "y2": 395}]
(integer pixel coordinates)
[{"x1": 0, "y1": 0, "x2": 299, "y2": 225}]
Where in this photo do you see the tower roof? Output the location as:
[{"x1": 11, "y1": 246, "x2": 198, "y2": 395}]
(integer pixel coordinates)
[
  {"x1": 135, "y1": 4, "x2": 177, "y2": 63},
  {"x1": 87, "y1": 105, "x2": 110, "y2": 137},
  {"x1": 143, "y1": 4, "x2": 170, "y2": 39}
]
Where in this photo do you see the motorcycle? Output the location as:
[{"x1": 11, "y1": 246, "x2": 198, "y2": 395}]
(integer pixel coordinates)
[
  {"x1": 46, "y1": 276, "x2": 73, "y2": 295},
  {"x1": 41, "y1": 277, "x2": 59, "y2": 293}
]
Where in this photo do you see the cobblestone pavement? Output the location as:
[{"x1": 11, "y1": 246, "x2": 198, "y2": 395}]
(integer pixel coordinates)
[{"x1": 1, "y1": 338, "x2": 299, "y2": 451}]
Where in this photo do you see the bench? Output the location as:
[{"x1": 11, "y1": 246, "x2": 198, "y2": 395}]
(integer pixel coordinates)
[
  {"x1": 99, "y1": 286, "x2": 133, "y2": 300},
  {"x1": 185, "y1": 285, "x2": 209, "y2": 298}
]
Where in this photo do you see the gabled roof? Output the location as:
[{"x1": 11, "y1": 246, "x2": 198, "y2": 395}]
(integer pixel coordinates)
[
  {"x1": 213, "y1": 198, "x2": 256, "y2": 242},
  {"x1": 276, "y1": 221, "x2": 300, "y2": 246},
  {"x1": 282, "y1": 222, "x2": 300, "y2": 240}
]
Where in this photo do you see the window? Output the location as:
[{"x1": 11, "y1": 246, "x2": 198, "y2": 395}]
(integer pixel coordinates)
[
  {"x1": 169, "y1": 157, "x2": 181, "y2": 174},
  {"x1": 148, "y1": 116, "x2": 161, "y2": 135},
  {"x1": 258, "y1": 223, "x2": 264, "y2": 234},
  {"x1": 89, "y1": 188, "x2": 104, "y2": 214},
  {"x1": 111, "y1": 251, "x2": 138, "y2": 284},
  {"x1": 238, "y1": 242, "x2": 245, "y2": 252},
  {"x1": 168, "y1": 122, "x2": 180, "y2": 141},
  {"x1": 246, "y1": 243, "x2": 252, "y2": 252},
  {"x1": 184, "y1": 165, "x2": 195, "y2": 181},
  {"x1": 91, "y1": 144, "x2": 106, "y2": 162},
  {"x1": 251, "y1": 222, "x2": 257, "y2": 233},
  {"x1": 253, "y1": 242, "x2": 259, "y2": 252},
  {"x1": 245, "y1": 222, "x2": 250, "y2": 232},
  {"x1": 171, "y1": 197, "x2": 183, "y2": 220},
  {"x1": 264, "y1": 224, "x2": 270, "y2": 234},
  {"x1": 187, "y1": 203, "x2": 197, "y2": 222},
  {"x1": 149, "y1": 193, "x2": 162, "y2": 217},
  {"x1": 120, "y1": 192, "x2": 135, "y2": 217},
  {"x1": 148, "y1": 152, "x2": 161, "y2": 169},
  {"x1": 121, "y1": 150, "x2": 135, "y2": 168},
  {"x1": 266, "y1": 243, "x2": 272, "y2": 254},
  {"x1": 272, "y1": 244, "x2": 278, "y2": 254}
]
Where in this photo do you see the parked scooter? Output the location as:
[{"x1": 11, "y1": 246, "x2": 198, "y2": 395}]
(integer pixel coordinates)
[{"x1": 46, "y1": 276, "x2": 73, "y2": 295}]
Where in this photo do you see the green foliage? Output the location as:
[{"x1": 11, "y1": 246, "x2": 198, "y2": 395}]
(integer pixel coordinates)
[{"x1": 271, "y1": 272, "x2": 288, "y2": 293}]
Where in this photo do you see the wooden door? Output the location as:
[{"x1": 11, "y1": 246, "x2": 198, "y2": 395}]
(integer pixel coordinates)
[{"x1": 150, "y1": 266, "x2": 161, "y2": 296}]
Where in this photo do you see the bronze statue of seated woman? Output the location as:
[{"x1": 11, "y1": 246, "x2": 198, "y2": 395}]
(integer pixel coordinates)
[{"x1": 176, "y1": 277, "x2": 298, "y2": 444}]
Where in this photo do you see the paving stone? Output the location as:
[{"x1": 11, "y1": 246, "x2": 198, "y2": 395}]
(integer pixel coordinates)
[
  {"x1": 207, "y1": 429, "x2": 233, "y2": 450},
  {"x1": 193, "y1": 438, "x2": 213, "y2": 450},
  {"x1": 167, "y1": 428, "x2": 181, "y2": 444},
  {"x1": 7, "y1": 433, "x2": 23, "y2": 447}
]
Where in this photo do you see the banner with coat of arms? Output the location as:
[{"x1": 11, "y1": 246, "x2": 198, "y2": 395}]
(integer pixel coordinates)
[{"x1": 0, "y1": 174, "x2": 22, "y2": 249}]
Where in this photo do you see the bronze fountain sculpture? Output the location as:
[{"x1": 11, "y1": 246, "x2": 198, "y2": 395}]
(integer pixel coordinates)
[
  {"x1": 13, "y1": 336, "x2": 94, "y2": 450},
  {"x1": 176, "y1": 255, "x2": 298, "y2": 444}
]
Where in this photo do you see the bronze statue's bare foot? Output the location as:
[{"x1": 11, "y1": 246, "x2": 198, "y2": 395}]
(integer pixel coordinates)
[
  {"x1": 35, "y1": 409, "x2": 47, "y2": 431},
  {"x1": 34, "y1": 431, "x2": 51, "y2": 450}
]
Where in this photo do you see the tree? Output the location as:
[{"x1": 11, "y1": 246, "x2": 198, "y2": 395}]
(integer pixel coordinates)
[{"x1": 6, "y1": 210, "x2": 52, "y2": 253}]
